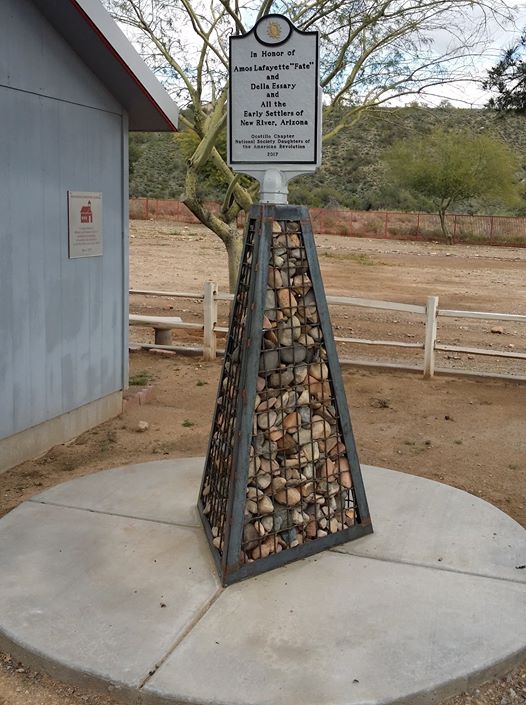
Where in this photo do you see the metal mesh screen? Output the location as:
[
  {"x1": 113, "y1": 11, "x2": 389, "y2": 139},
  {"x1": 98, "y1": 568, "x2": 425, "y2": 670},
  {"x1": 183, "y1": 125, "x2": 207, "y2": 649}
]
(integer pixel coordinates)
[
  {"x1": 199, "y1": 204, "x2": 371, "y2": 585},
  {"x1": 200, "y1": 219, "x2": 257, "y2": 553},
  {"x1": 241, "y1": 218, "x2": 356, "y2": 562}
]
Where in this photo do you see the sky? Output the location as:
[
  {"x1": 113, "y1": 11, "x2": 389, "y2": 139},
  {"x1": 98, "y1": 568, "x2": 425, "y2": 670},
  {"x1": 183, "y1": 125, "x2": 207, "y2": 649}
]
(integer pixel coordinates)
[
  {"x1": 413, "y1": 3, "x2": 526, "y2": 108},
  {"x1": 111, "y1": 0, "x2": 526, "y2": 110}
]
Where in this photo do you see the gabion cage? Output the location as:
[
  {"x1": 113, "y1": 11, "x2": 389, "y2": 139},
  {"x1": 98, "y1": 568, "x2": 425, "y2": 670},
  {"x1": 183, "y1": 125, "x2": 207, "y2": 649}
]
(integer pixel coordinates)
[{"x1": 198, "y1": 204, "x2": 372, "y2": 585}]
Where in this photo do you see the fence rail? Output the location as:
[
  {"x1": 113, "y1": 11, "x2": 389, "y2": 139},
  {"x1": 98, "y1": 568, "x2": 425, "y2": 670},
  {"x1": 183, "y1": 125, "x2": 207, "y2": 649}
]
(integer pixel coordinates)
[
  {"x1": 129, "y1": 284, "x2": 526, "y2": 380},
  {"x1": 129, "y1": 198, "x2": 526, "y2": 246}
]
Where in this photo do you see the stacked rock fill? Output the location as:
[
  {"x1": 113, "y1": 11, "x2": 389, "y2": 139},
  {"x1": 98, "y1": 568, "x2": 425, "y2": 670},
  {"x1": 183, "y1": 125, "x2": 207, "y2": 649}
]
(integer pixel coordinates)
[{"x1": 201, "y1": 217, "x2": 358, "y2": 567}]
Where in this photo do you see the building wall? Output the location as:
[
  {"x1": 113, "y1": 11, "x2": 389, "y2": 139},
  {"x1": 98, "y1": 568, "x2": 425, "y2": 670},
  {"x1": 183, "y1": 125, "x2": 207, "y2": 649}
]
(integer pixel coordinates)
[{"x1": 0, "y1": 0, "x2": 128, "y2": 441}]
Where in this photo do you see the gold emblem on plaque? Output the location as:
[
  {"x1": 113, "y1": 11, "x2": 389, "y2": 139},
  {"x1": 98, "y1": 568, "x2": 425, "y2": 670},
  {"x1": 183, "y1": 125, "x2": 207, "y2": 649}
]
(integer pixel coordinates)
[{"x1": 266, "y1": 21, "x2": 282, "y2": 40}]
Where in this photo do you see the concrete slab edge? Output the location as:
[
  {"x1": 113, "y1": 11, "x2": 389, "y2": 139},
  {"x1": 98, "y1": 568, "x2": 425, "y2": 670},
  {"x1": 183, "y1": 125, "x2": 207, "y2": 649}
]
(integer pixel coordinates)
[
  {"x1": 386, "y1": 647, "x2": 526, "y2": 705},
  {"x1": 0, "y1": 629, "x2": 141, "y2": 705},
  {"x1": 0, "y1": 586, "x2": 227, "y2": 705},
  {"x1": 2, "y1": 582, "x2": 525, "y2": 705},
  {"x1": 138, "y1": 647, "x2": 526, "y2": 705},
  {"x1": 329, "y1": 547, "x2": 526, "y2": 585}
]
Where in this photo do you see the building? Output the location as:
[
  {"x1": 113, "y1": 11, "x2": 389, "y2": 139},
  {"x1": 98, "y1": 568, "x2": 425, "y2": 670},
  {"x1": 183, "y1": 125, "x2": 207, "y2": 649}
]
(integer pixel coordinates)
[{"x1": 0, "y1": 0, "x2": 178, "y2": 471}]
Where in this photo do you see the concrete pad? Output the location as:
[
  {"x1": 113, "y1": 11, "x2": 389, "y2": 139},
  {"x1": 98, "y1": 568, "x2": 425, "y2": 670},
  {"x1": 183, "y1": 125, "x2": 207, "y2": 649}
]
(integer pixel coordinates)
[
  {"x1": 144, "y1": 550, "x2": 526, "y2": 705},
  {"x1": 33, "y1": 460, "x2": 526, "y2": 583},
  {"x1": 31, "y1": 457, "x2": 203, "y2": 527},
  {"x1": 339, "y1": 466, "x2": 526, "y2": 583},
  {"x1": 0, "y1": 457, "x2": 524, "y2": 705},
  {"x1": 0, "y1": 501, "x2": 219, "y2": 693}
]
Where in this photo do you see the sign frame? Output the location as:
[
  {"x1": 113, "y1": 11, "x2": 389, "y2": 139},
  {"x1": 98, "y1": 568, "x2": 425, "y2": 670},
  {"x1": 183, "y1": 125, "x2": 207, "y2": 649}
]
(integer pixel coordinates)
[
  {"x1": 228, "y1": 14, "x2": 321, "y2": 169},
  {"x1": 67, "y1": 191, "x2": 103, "y2": 259}
]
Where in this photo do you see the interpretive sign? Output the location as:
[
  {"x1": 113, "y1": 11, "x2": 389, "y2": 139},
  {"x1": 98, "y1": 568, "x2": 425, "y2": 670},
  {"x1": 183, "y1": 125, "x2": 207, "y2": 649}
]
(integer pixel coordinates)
[
  {"x1": 68, "y1": 191, "x2": 103, "y2": 258},
  {"x1": 228, "y1": 15, "x2": 320, "y2": 167}
]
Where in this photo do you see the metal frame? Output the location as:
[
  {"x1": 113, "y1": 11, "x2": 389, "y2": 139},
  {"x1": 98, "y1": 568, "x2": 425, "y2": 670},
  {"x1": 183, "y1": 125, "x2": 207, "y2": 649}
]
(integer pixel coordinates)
[{"x1": 198, "y1": 204, "x2": 373, "y2": 585}]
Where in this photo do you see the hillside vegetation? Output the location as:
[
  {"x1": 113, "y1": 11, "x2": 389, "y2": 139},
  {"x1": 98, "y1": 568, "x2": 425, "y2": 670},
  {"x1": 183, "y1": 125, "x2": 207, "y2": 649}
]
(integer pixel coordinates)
[{"x1": 130, "y1": 106, "x2": 526, "y2": 214}]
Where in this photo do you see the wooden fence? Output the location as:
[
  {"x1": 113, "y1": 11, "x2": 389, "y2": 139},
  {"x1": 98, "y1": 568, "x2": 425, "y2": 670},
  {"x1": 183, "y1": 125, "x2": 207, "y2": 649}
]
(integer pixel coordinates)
[{"x1": 129, "y1": 283, "x2": 526, "y2": 380}]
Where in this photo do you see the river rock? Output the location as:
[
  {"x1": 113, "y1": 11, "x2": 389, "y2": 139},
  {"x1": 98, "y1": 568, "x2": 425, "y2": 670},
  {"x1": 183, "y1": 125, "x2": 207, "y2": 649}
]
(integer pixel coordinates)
[
  {"x1": 261, "y1": 515, "x2": 274, "y2": 532},
  {"x1": 246, "y1": 486, "x2": 259, "y2": 500},
  {"x1": 318, "y1": 458, "x2": 336, "y2": 480},
  {"x1": 329, "y1": 518, "x2": 340, "y2": 533},
  {"x1": 269, "y1": 366, "x2": 295, "y2": 388},
  {"x1": 255, "y1": 473, "x2": 272, "y2": 490},
  {"x1": 275, "y1": 487, "x2": 301, "y2": 506},
  {"x1": 274, "y1": 391, "x2": 289, "y2": 410},
  {"x1": 268, "y1": 267, "x2": 283, "y2": 289},
  {"x1": 301, "y1": 441, "x2": 320, "y2": 462},
  {"x1": 306, "y1": 520, "x2": 317, "y2": 538},
  {"x1": 345, "y1": 508, "x2": 355, "y2": 525},
  {"x1": 245, "y1": 499, "x2": 257, "y2": 514},
  {"x1": 257, "y1": 410, "x2": 277, "y2": 430},
  {"x1": 309, "y1": 362, "x2": 329, "y2": 381},
  {"x1": 281, "y1": 527, "x2": 297, "y2": 545},
  {"x1": 277, "y1": 288, "x2": 298, "y2": 312},
  {"x1": 260, "y1": 457, "x2": 279, "y2": 474},
  {"x1": 295, "y1": 427, "x2": 314, "y2": 446},
  {"x1": 311, "y1": 418, "x2": 332, "y2": 440},
  {"x1": 276, "y1": 434, "x2": 297, "y2": 455},
  {"x1": 272, "y1": 476, "x2": 287, "y2": 492},
  {"x1": 296, "y1": 389, "x2": 310, "y2": 405},
  {"x1": 243, "y1": 522, "x2": 260, "y2": 550},
  {"x1": 293, "y1": 363, "x2": 308, "y2": 383},
  {"x1": 268, "y1": 428, "x2": 284, "y2": 442},
  {"x1": 283, "y1": 412, "x2": 300, "y2": 430},
  {"x1": 301, "y1": 481, "x2": 315, "y2": 498},
  {"x1": 265, "y1": 289, "x2": 276, "y2": 313},
  {"x1": 256, "y1": 397, "x2": 277, "y2": 412},
  {"x1": 258, "y1": 495, "x2": 274, "y2": 514},
  {"x1": 328, "y1": 441, "x2": 346, "y2": 459},
  {"x1": 280, "y1": 343, "x2": 307, "y2": 364},
  {"x1": 302, "y1": 462, "x2": 314, "y2": 479},
  {"x1": 251, "y1": 537, "x2": 275, "y2": 560},
  {"x1": 259, "y1": 349, "x2": 279, "y2": 373}
]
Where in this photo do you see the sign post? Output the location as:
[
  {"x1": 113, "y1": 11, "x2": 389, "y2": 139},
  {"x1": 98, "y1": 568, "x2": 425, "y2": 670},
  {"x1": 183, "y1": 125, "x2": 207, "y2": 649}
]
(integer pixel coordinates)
[
  {"x1": 228, "y1": 15, "x2": 321, "y2": 203},
  {"x1": 199, "y1": 15, "x2": 371, "y2": 586}
]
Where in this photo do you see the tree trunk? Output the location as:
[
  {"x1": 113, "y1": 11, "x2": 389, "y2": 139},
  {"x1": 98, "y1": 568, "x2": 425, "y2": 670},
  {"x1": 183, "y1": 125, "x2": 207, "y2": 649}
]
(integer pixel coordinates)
[
  {"x1": 438, "y1": 208, "x2": 453, "y2": 245},
  {"x1": 224, "y1": 224, "x2": 244, "y2": 293}
]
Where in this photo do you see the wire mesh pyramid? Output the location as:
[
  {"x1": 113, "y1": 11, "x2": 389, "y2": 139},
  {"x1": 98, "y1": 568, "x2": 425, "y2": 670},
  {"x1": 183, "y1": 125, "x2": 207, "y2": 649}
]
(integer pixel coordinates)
[{"x1": 198, "y1": 204, "x2": 372, "y2": 585}]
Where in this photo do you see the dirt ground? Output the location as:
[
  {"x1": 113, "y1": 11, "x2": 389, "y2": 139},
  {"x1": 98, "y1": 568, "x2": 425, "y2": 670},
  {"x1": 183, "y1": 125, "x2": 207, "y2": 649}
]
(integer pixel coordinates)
[
  {"x1": 129, "y1": 220, "x2": 526, "y2": 377},
  {"x1": 0, "y1": 220, "x2": 525, "y2": 705}
]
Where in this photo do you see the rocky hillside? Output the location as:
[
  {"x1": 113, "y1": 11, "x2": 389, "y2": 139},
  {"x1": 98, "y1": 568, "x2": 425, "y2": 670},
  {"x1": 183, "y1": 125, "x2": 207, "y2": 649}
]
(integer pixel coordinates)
[{"x1": 130, "y1": 106, "x2": 526, "y2": 214}]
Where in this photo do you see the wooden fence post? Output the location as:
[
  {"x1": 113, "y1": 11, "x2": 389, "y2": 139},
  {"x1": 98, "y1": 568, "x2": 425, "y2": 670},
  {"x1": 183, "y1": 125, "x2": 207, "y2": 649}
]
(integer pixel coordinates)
[
  {"x1": 203, "y1": 281, "x2": 218, "y2": 361},
  {"x1": 423, "y1": 295, "x2": 439, "y2": 379}
]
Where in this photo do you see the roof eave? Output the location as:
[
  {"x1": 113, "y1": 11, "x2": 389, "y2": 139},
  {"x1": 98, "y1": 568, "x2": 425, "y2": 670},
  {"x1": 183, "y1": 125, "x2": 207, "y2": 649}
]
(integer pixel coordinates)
[{"x1": 32, "y1": 0, "x2": 179, "y2": 132}]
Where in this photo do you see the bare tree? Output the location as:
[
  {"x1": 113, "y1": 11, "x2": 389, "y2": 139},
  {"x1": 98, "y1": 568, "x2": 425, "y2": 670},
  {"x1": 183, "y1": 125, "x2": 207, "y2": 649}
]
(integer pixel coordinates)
[{"x1": 107, "y1": 0, "x2": 515, "y2": 289}]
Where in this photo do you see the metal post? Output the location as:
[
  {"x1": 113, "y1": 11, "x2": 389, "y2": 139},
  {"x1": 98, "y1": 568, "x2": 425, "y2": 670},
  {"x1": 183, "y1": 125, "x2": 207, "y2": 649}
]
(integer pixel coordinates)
[
  {"x1": 423, "y1": 296, "x2": 439, "y2": 379},
  {"x1": 203, "y1": 281, "x2": 218, "y2": 361}
]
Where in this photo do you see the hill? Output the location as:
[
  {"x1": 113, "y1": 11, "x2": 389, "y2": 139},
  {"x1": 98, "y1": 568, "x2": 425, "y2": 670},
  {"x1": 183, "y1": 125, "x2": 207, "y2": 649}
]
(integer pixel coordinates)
[{"x1": 129, "y1": 106, "x2": 526, "y2": 214}]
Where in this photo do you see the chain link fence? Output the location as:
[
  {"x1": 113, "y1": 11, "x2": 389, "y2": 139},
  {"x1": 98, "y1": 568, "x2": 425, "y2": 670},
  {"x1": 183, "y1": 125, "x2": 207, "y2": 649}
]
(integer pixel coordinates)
[{"x1": 129, "y1": 198, "x2": 526, "y2": 246}]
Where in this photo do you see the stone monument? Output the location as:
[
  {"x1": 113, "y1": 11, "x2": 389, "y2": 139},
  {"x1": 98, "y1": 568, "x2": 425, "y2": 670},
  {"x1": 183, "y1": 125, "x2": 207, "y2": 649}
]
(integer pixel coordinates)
[{"x1": 198, "y1": 15, "x2": 373, "y2": 585}]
